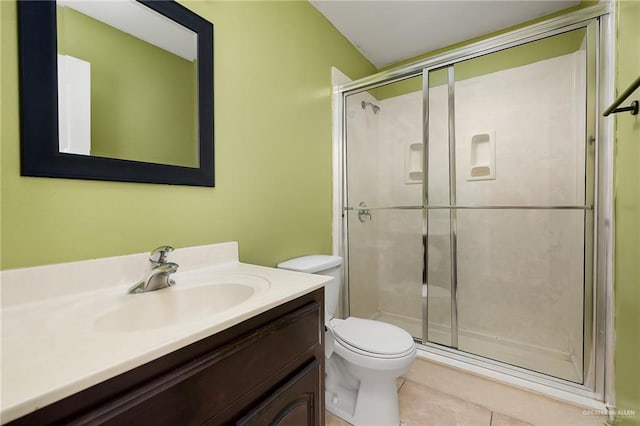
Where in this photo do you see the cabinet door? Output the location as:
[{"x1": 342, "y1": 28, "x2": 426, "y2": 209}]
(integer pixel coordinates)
[{"x1": 237, "y1": 360, "x2": 322, "y2": 426}]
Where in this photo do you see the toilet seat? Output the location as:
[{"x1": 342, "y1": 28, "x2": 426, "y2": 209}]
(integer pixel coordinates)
[{"x1": 331, "y1": 317, "x2": 415, "y2": 359}]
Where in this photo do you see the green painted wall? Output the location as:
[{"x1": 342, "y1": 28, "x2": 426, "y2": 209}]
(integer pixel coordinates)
[
  {"x1": 57, "y1": 6, "x2": 198, "y2": 167},
  {"x1": 614, "y1": 0, "x2": 640, "y2": 423},
  {"x1": 0, "y1": 0, "x2": 376, "y2": 269}
]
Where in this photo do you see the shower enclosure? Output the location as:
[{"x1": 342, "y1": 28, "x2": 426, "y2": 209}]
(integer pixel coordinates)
[{"x1": 337, "y1": 6, "x2": 613, "y2": 402}]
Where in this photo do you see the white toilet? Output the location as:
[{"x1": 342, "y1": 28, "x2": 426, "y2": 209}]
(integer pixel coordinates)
[{"x1": 277, "y1": 255, "x2": 416, "y2": 426}]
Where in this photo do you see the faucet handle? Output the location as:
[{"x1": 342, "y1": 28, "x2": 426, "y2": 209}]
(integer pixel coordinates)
[{"x1": 149, "y1": 245, "x2": 174, "y2": 266}]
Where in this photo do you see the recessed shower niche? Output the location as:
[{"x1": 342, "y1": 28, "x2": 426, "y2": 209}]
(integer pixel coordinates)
[
  {"x1": 405, "y1": 142, "x2": 423, "y2": 184},
  {"x1": 467, "y1": 132, "x2": 496, "y2": 181}
]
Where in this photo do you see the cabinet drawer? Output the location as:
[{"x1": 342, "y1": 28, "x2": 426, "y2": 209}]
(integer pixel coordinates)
[
  {"x1": 71, "y1": 301, "x2": 321, "y2": 425},
  {"x1": 237, "y1": 359, "x2": 321, "y2": 426}
]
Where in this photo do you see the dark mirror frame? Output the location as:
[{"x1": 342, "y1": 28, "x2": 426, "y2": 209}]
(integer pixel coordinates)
[{"x1": 17, "y1": 0, "x2": 214, "y2": 186}]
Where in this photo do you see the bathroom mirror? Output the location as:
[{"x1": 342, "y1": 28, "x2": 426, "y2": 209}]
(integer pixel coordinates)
[{"x1": 17, "y1": 0, "x2": 214, "y2": 186}]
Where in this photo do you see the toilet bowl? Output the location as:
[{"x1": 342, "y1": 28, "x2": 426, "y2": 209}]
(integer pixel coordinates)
[
  {"x1": 277, "y1": 255, "x2": 416, "y2": 426},
  {"x1": 327, "y1": 317, "x2": 416, "y2": 425}
]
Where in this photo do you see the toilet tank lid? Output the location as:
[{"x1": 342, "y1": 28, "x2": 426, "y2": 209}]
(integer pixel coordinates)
[{"x1": 277, "y1": 255, "x2": 343, "y2": 273}]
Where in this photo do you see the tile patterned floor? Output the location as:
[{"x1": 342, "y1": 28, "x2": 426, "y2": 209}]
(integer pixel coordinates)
[
  {"x1": 326, "y1": 378, "x2": 531, "y2": 426},
  {"x1": 324, "y1": 359, "x2": 608, "y2": 426}
]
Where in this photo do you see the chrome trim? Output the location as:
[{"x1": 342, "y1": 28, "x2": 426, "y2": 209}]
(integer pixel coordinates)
[
  {"x1": 345, "y1": 205, "x2": 594, "y2": 211},
  {"x1": 335, "y1": 3, "x2": 611, "y2": 95},
  {"x1": 344, "y1": 205, "x2": 423, "y2": 211},
  {"x1": 341, "y1": 91, "x2": 351, "y2": 318},
  {"x1": 596, "y1": 11, "x2": 615, "y2": 407},
  {"x1": 418, "y1": 341, "x2": 602, "y2": 397},
  {"x1": 582, "y1": 19, "x2": 598, "y2": 391},
  {"x1": 599, "y1": 10, "x2": 616, "y2": 410},
  {"x1": 331, "y1": 70, "x2": 346, "y2": 258},
  {"x1": 447, "y1": 66, "x2": 459, "y2": 349},
  {"x1": 127, "y1": 246, "x2": 178, "y2": 294},
  {"x1": 127, "y1": 262, "x2": 178, "y2": 294},
  {"x1": 357, "y1": 201, "x2": 372, "y2": 223},
  {"x1": 424, "y1": 205, "x2": 594, "y2": 210},
  {"x1": 422, "y1": 69, "x2": 430, "y2": 343},
  {"x1": 149, "y1": 245, "x2": 174, "y2": 267}
]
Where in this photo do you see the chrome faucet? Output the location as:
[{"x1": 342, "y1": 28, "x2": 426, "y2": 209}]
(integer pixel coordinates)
[{"x1": 127, "y1": 246, "x2": 179, "y2": 294}]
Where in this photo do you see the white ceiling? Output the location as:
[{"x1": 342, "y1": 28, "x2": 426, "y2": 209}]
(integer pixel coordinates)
[{"x1": 310, "y1": 0, "x2": 581, "y2": 68}]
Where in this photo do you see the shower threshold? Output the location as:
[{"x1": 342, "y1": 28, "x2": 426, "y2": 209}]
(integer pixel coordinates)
[
  {"x1": 370, "y1": 311, "x2": 582, "y2": 383},
  {"x1": 369, "y1": 310, "x2": 604, "y2": 408}
]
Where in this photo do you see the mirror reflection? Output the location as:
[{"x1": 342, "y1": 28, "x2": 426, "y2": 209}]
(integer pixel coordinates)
[{"x1": 56, "y1": 0, "x2": 199, "y2": 167}]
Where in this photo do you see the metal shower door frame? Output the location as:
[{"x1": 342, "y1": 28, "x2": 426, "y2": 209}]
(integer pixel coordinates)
[{"x1": 337, "y1": 2, "x2": 614, "y2": 406}]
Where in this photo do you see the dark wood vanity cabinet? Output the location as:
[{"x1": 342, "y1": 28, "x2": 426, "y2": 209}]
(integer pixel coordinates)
[
  {"x1": 236, "y1": 360, "x2": 321, "y2": 426},
  {"x1": 9, "y1": 289, "x2": 324, "y2": 426}
]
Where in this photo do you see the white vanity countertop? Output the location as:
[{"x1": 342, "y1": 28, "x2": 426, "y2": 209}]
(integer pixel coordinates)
[{"x1": 0, "y1": 242, "x2": 330, "y2": 424}]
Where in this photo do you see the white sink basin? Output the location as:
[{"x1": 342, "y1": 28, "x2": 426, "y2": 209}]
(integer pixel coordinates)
[
  {"x1": 96, "y1": 284, "x2": 253, "y2": 332},
  {"x1": 94, "y1": 273, "x2": 271, "y2": 332},
  {"x1": 48, "y1": 272, "x2": 272, "y2": 333}
]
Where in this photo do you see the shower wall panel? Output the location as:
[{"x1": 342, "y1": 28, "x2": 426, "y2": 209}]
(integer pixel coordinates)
[
  {"x1": 454, "y1": 52, "x2": 586, "y2": 207},
  {"x1": 378, "y1": 91, "x2": 423, "y2": 207},
  {"x1": 346, "y1": 92, "x2": 383, "y2": 208}
]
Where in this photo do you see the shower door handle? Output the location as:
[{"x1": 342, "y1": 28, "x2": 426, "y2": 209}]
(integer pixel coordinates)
[{"x1": 358, "y1": 202, "x2": 372, "y2": 223}]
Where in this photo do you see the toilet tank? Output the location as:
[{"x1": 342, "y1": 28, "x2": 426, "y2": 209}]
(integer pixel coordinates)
[{"x1": 277, "y1": 255, "x2": 343, "y2": 323}]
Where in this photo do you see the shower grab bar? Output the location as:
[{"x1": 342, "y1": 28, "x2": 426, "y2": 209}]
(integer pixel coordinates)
[
  {"x1": 423, "y1": 205, "x2": 593, "y2": 210},
  {"x1": 344, "y1": 205, "x2": 423, "y2": 211},
  {"x1": 603, "y1": 75, "x2": 640, "y2": 116},
  {"x1": 345, "y1": 205, "x2": 593, "y2": 211}
]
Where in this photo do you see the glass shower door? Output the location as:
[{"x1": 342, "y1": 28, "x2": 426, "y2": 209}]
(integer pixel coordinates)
[
  {"x1": 424, "y1": 28, "x2": 593, "y2": 383},
  {"x1": 344, "y1": 76, "x2": 425, "y2": 340}
]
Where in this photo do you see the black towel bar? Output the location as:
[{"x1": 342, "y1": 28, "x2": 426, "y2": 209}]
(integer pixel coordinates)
[{"x1": 603, "y1": 75, "x2": 640, "y2": 116}]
